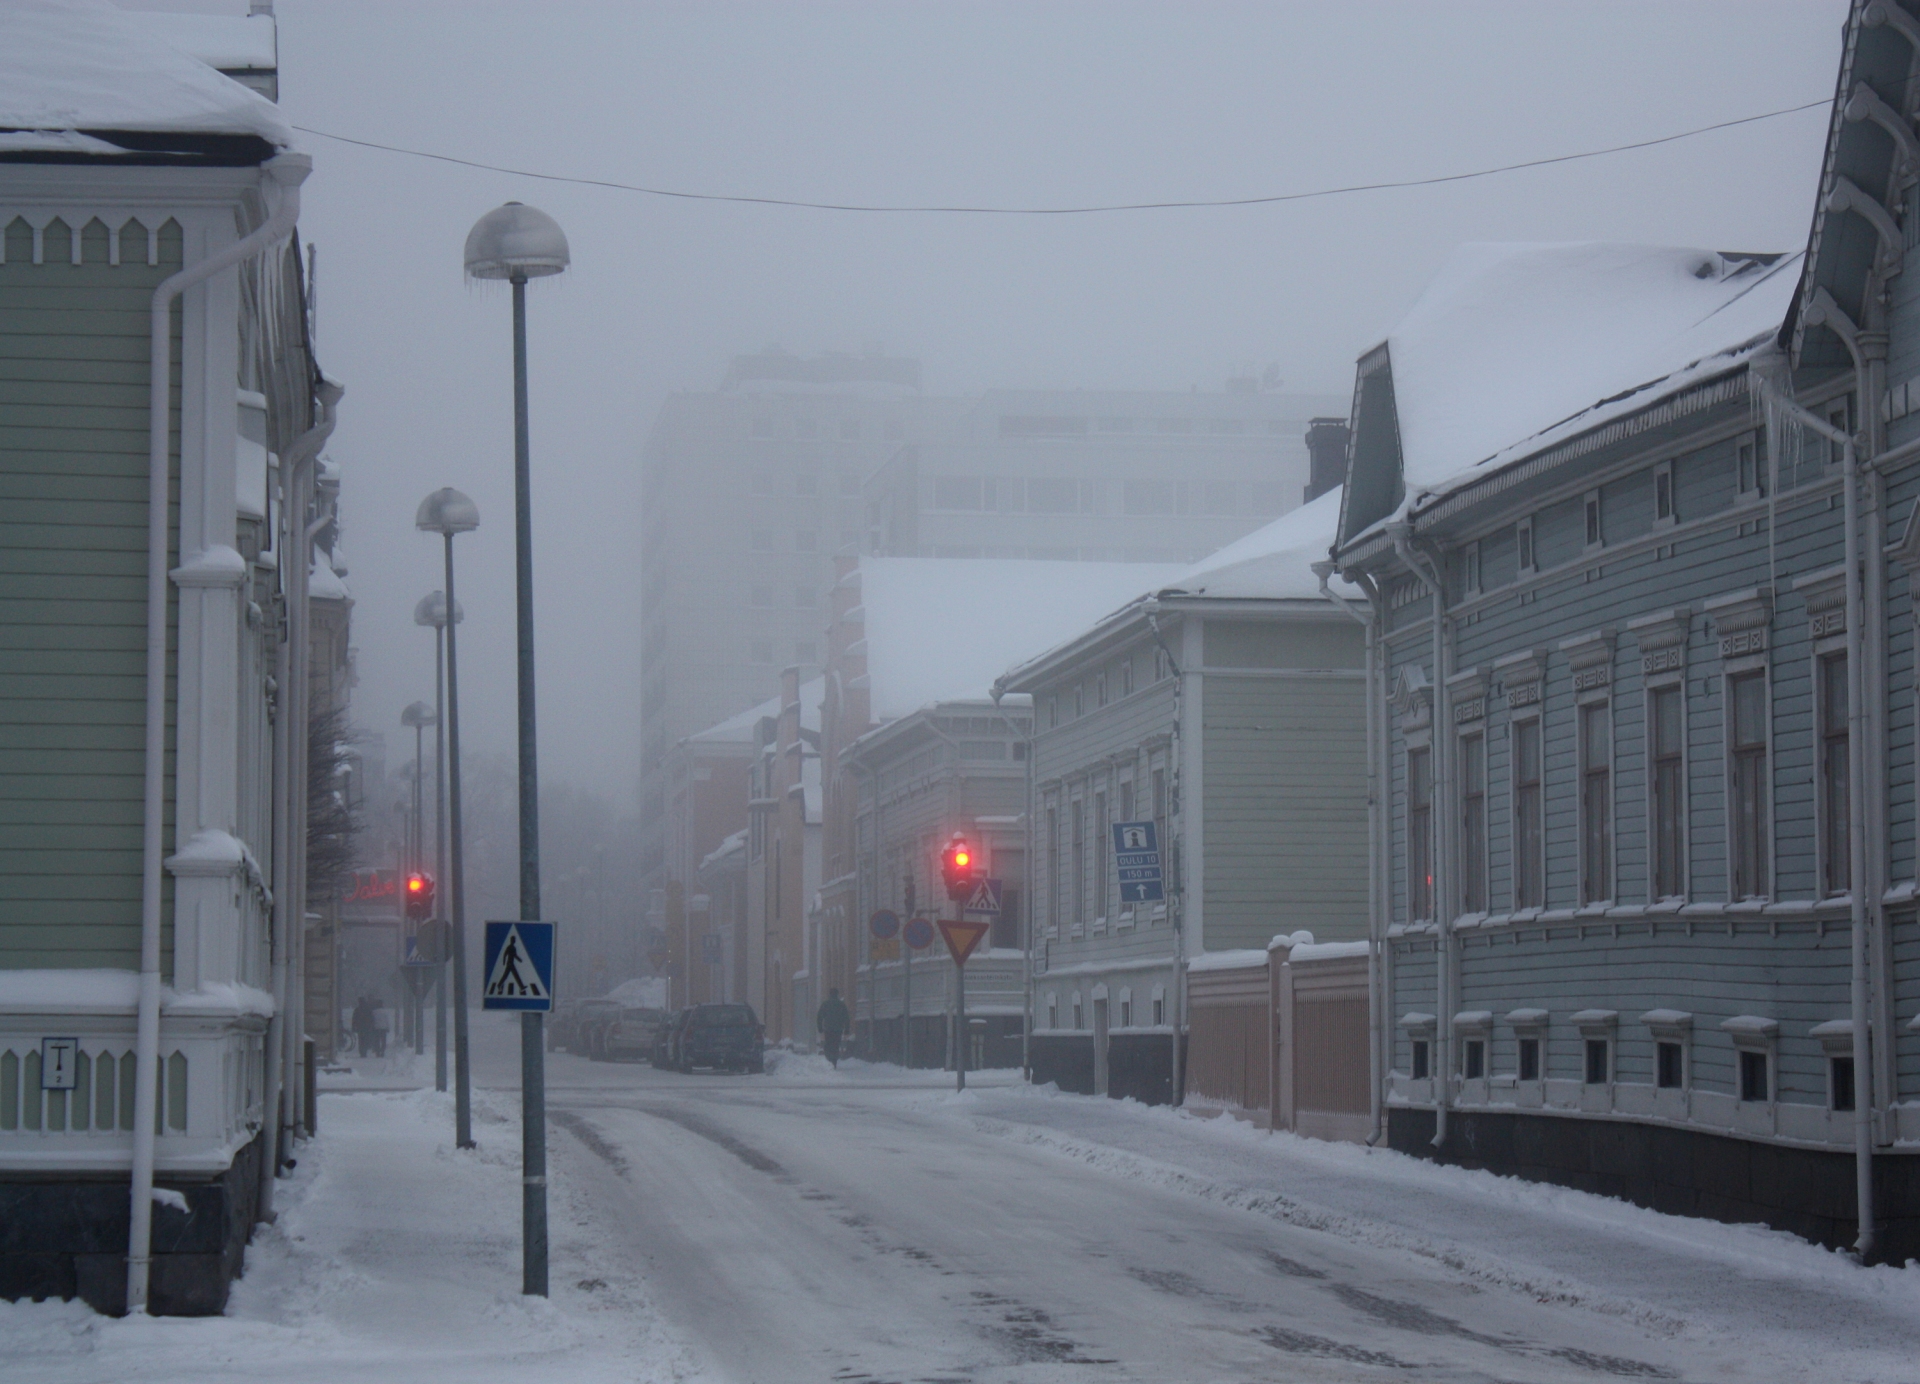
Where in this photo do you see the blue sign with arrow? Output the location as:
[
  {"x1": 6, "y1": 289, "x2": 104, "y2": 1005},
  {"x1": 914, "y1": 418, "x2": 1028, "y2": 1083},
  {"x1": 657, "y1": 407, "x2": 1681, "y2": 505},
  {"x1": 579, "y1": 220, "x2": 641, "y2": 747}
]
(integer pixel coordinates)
[{"x1": 1110, "y1": 820, "x2": 1165, "y2": 903}]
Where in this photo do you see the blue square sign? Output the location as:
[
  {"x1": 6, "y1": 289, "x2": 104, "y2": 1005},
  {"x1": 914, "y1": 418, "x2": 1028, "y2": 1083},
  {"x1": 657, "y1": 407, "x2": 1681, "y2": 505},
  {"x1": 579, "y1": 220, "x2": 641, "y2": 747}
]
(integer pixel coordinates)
[{"x1": 482, "y1": 921, "x2": 555, "y2": 1011}]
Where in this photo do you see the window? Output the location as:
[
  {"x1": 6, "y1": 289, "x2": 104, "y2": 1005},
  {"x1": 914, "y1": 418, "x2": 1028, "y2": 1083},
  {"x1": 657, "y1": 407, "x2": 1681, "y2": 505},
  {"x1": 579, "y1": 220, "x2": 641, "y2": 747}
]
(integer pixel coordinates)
[
  {"x1": 1827, "y1": 399, "x2": 1851, "y2": 468},
  {"x1": 1073, "y1": 994, "x2": 1084, "y2": 1030},
  {"x1": 1517, "y1": 1038, "x2": 1540, "y2": 1082},
  {"x1": 1738, "y1": 434, "x2": 1766, "y2": 497},
  {"x1": 1821, "y1": 653, "x2": 1850, "y2": 897},
  {"x1": 1074, "y1": 684, "x2": 1084, "y2": 717},
  {"x1": 1046, "y1": 807, "x2": 1060, "y2": 936},
  {"x1": 1830, "y1": 1055, "x2": 1856, "y2": 1112},
  {"x1": 1729, "y1": 672, "x2": 1769, "y2": 899},
  {"x1": 1156, "y1": 647, "x2": 1172, "y2": 681},
  {"x1": 1650, "y1": 685, "x2": 1685, "y2": 899},
  {"x1": 1459, "y1": 733, "x2": 1486, "y2": 913},
  {"x1": 1094, "y1": 791, "x2": 1109, "y2": 923},
  {"x1": 1120, "y1": 997, "x2": 1132, "y2": 1028},
  {"x1": 1047, "y1": 993, "x2": 1058, "y2": 1029},
  {"x1": 1119, "y1": 780, "x2": 1134, "y2": 823},
  {"x1": 1047, "y1": 696, "x2": 1058, "y2": 729},
  {"x1": 1096, "y1": 672, "x2": 1108, "y2": 707},
  {"x1": 1580, "y1": 702, "x2": 1611, "y2": 903},
  {"x1": 1411, "y1": 1041, "x2": 1430, "y2": 1080},
  {"x1": 1657, "y1": 1042, "x2": 1685, "y2": 1090},
  {"x1": 1121, "y1": 659, "x2": 1134, "y2": 697},
  {"x1": 1464, "y1": 542, "x2": 1482, "y2": 596},
  {"x1": 1654, "y1": 461, "x2": 1675, "y2": 524},
  {"x1": 1739, "y1": 1049, "x2": 1770, "y2": 1102},
  {"x1": 1152, "y1": 994, "x2": 1165, "y2": 1026},
  {"x1": 1584, "y1": 1038, "x2": 1611, "y2": 1085},
  {"x1": 1517, "y1": 518, "x2": 1536, "y2": 572},
  {"x1": 1407, "y1": 746, "x2": 1433, "y2": 920},
  {"x1": 934, "y1": 476, "x2": 983, "y2": 510},
  {"x1": 1071, "y1": 800, "x2": 1085, "y2": 930},
  {"x1": 1463, "y1": 1040, "x2": 1485, "y2": 1080},
  {"x1": 1584, "y1": 490, "x2": 1602, "y2": 549},
  {"x1": 1512, "y1": 718, "x2": 1544, "y2": 908},
  {"x1": 1152, "y1": 767, "x2": 1168, "y2": 890}
]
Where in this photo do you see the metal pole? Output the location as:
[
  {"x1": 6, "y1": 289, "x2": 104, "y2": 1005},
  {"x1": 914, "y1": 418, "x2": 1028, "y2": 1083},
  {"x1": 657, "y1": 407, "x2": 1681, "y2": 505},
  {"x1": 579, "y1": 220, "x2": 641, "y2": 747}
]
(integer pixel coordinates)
[
  {"x1": 443, "y1": 533, "x2": 474, "y2": 1149},
  {"x1": 902, "y1": 931, "x2": 913, "y2": 1068},
  {"x1": 955, "y1": 953, "x2": 967, "y2": 1092},
  {"x1": 413, "y1": 722, "x2": 426, "y2": 1056},
  {"x1": 510, "y1": 271, "x2": 549, "y2": 1298},
  {"x1": 434, "y1": 622, "x2": 449, "y2": 1092}
]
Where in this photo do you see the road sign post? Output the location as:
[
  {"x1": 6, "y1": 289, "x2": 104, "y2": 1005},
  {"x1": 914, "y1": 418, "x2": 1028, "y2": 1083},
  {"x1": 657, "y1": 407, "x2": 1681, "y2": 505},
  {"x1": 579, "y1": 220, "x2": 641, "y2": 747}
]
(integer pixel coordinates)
[
  {"x1": 481, "y1": 920, "x2": 554, "y2": 1298},
  {"x1": 902, "y1": 913, "x2": 933, "y2": 1068},
  {"x1": 937, "y1": 917, "x2": 991, "y2": 1091}
]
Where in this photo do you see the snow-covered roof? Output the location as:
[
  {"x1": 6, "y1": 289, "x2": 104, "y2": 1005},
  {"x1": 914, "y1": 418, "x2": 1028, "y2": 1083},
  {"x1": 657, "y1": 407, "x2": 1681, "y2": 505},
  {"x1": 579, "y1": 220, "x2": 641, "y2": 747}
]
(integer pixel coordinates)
[
  {"x1": 859, "y1": 558, "x2": 1185, "y2": 719},
  {"x1": 1382, "y1": 242, "x2": 1799, "y2": 519},
  {"x1": 310, "y1": 551, "x2": 350, "y2": 603},
  {"x1": 1158, "y1": 486, "x2": 1347, "y2": 600},
  {"x1": 0, "y1": 0, "x2": 292, "y2": 149},
  {"x1": 127, "y1": 12, "x2": 277, "y2": 73},
  {"x1": 684, "y1": 676, "x2": 826, "y2": 746}
]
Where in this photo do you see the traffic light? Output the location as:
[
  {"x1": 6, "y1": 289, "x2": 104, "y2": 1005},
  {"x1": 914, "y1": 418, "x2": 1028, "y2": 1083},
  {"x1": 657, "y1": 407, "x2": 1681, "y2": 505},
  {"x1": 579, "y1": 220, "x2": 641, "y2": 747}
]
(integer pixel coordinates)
[
  {"x1": 940, "y1": 834, "x2": 977, "y2": 901},
  {"x1": 404, "y1": 871, "x2": 436, "y2": 921}
]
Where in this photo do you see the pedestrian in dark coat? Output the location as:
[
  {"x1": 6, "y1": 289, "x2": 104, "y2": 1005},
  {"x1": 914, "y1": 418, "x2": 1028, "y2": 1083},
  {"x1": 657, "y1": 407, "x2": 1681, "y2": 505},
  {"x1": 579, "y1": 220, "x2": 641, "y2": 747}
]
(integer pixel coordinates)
[
  {"x1": 815, "y1": 988, "x2": 851, "y2": 1068},
  {"x1": 351, "y1": 996, "x2": 376, "y2": 1057}
]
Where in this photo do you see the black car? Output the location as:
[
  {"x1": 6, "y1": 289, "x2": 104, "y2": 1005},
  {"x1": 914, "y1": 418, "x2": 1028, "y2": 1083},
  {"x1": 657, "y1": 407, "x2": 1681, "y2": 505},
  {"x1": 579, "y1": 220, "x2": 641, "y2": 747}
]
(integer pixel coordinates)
[
  {"x1": 650, "y1": 1008, "x2": 690, "y2": 1068},
  {"x1": 674, "y1": 1003, "x2": 764, "y2": 1074}
]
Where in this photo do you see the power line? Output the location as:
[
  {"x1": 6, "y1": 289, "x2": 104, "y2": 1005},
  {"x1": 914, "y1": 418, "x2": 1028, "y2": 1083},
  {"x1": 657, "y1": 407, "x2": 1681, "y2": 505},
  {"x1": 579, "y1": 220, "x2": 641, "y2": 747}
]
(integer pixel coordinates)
[{"x1": 292, "y1": 98, "x2": 1829, "y2": 215}]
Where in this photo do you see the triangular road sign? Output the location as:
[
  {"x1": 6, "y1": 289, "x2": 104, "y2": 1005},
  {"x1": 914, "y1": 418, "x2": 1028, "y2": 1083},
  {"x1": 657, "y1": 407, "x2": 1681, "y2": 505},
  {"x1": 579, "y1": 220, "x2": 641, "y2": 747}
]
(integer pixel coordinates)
[
  {"x1": 484, "y1": 922, "x2": 551, "y2": 1003},
  {"x1": 937, "y1": 917, "x2": 991, "y2": 967}
]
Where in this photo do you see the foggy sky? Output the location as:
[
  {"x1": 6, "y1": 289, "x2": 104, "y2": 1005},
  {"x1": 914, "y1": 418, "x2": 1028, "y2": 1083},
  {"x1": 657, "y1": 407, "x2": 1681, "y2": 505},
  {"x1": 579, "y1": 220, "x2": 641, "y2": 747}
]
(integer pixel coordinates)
[{"x1": 127, "y1": 0, "x2": 1845, "y2": 803}]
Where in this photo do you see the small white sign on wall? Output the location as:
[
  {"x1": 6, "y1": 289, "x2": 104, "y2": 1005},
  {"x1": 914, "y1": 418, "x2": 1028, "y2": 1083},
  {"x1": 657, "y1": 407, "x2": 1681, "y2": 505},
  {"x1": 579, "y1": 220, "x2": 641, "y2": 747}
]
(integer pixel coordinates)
[{"x1": 41, "y1": 1038, "x2": 79, "y2": 1090}]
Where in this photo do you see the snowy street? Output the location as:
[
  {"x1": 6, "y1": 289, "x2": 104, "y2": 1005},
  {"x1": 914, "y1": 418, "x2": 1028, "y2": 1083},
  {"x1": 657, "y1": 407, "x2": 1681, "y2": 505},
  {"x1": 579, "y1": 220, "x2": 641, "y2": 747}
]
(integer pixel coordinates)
[{"x1": 8, "y1": 1014, "x2": 1918, "y2": 1384}]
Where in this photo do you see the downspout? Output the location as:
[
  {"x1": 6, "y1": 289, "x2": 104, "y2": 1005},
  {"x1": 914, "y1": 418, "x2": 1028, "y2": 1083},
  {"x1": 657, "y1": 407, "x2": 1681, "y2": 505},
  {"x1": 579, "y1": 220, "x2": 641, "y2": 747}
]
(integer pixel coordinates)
[
  {"x1": 1316, "y1": 561, "x2": 1383, "y2": 1145},
  {"x1": 1142, "y1": 597, "x2": 1185, "y2": 1105},
  {"x1": 1754, "y1": 372, "x2": 1874, "y2": 1260},
  {"x1": 130, "y1": 152, "x2": 310, "y2": 1315},
  {"x1": 257, "y1": 381, "x2": 338, "y2": 1223},
  {"x1": 286, "y1": 495, "x2": 333, "y2": 1144},
  {"x1": 1389, "y1": 522, "x2": 1452, "y2": 1150}
]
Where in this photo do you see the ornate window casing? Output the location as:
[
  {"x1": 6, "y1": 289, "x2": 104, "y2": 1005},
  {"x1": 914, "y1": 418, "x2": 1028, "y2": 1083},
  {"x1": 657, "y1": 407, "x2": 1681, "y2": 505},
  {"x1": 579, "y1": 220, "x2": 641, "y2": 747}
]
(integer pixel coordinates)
[
  {"x1": 1707, "y1": 588, "x2": 1773, "y2": 901},
  {"x1": 1398, "y1": 1011, "x2": 1437, "y2": 1089},
  {"x1": 1454, "y1": 1009, "x2": 1493, "y2": 1087},
  {"x1": 1810, "y1": 1019, "x2": 1856, "y2": 1113},
  {"x1": 1563, "y1": 631, "x2": 1616, "y2": 906},
  {"x1": 1631, "y1": 609, "x2": 1691, "y2": 902},
  {"x1": 1706, "y1": 586, "x2": 1772, "y2": 666},
  {"x1": 1450, "y1": 668, "x2": 1489, "y2": 915},
  {"x1": 1722, "y1": 1015, "x2": 1779, "y2": 1108},
  {"x1": 1506, "y1": 1008, "x2": 1549, "y2": 1090},
  {"x1": 1796, "y1": 567, "x2": 1852, "y2": 898},
  {"x1": 1496, "y1": 647, "x2": 1547, "y2": 713},
  {"x1": 1643, "y1": 1008, "x2": 1694, "y2": 1110},
  {"x1": 1394, "y1": 666, "x2": 1435, "y2": 924},
  {"x1": 1496, "y1": 649, "x2": 1548, "y2": 910},
  {"x1": 1572, "y1": 1008, "x2": 1619, "y2": 1112}
]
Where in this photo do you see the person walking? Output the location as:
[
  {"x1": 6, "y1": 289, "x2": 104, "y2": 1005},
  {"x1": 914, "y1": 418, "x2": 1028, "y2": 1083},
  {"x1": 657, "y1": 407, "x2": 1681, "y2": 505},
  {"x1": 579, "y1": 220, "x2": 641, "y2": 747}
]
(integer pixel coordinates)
[
  {"x1": 815, "y1": 988, "x2": 851, "y2": 1068},
  {"x1": 351, "y1": 995, "x2": 377, "y2": 1058}
]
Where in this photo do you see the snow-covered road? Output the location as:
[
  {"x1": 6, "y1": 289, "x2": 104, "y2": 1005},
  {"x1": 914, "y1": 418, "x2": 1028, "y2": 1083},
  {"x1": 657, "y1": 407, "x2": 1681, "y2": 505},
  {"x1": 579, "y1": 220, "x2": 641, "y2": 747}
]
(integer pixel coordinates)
[{"x1": 532, "y1": 1031, "x2": 1917, "y2": 1384}]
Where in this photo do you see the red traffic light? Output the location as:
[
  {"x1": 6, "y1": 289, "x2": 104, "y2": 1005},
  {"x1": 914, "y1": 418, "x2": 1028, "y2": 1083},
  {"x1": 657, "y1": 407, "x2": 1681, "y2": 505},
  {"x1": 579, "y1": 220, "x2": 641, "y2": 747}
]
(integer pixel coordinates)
[
  {"x1": 940, "y1": 834, "x2": 978, "y2": 901},
  {"x1": 404, "y1": 871, "x2": 436, "y2": 920}
]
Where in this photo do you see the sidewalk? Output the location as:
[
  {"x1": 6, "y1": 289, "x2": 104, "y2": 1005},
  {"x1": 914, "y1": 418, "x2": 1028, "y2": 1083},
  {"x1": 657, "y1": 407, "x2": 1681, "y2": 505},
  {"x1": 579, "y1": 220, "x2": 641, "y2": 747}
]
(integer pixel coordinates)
[{"x1": 2, "y1": 1089, "x2": 706, "y2": 1384}]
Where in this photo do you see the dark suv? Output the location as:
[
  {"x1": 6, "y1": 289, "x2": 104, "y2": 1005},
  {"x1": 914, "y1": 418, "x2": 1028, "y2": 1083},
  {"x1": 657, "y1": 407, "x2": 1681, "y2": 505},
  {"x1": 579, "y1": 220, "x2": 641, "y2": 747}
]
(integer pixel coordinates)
[{"x1": 674, "y1": 1003, "x2": 764, "y2": 1074}]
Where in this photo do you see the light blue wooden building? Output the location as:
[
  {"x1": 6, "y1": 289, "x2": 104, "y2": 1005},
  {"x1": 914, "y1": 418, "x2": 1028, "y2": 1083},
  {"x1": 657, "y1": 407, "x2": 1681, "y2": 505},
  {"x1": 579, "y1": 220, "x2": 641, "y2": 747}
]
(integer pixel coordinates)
[{"x1": 1332, "y1": 0, "x2": 1920, "y2": 1261}]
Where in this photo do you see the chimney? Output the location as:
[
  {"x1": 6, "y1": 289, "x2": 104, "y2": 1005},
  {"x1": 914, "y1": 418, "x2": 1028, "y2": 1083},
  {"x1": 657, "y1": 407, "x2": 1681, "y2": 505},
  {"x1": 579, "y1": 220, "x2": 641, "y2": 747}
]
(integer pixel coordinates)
[{"x1": 1303, "y1": 416, "x2": 1351, "y2": 504}]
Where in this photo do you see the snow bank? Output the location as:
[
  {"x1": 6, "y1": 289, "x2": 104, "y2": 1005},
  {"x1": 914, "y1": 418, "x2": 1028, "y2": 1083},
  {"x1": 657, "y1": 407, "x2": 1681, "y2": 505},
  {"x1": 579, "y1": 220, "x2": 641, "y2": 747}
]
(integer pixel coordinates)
[
  {"x1": 1382, "y1": 243, "x2": 1800, "y2": 518},
  {"x1": 860, "y1": 557, "x2": 1184, "y2": 717},
  {"x1": 0, "y1": 0, "x2": 292, "y2": 148}
]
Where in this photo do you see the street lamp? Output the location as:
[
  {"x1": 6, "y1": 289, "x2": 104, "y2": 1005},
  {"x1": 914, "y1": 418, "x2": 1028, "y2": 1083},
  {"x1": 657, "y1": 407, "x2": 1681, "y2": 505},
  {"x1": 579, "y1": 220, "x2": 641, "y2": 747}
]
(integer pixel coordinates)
[
  {"x1": 400, "y1": 700, "x2": 436, "y2": 1057},
  {"x1": 414, "y1": 591, "x2": 464, "y2": 1094},
  {"x1": 416, "y1": 486, "x2": 479, "y2": 1149},
  {"x1": 465, "y1": 199, "x2": 567, "y2": 1299}
]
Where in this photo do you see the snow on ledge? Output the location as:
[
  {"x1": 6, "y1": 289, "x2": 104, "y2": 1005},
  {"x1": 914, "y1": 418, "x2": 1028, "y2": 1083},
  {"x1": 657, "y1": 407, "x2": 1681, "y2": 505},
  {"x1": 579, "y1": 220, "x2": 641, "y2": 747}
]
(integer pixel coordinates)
[
  {"x1": 0, "y1": 968, "x2": 274, "y2": 1018},
  {"x1": 1185, "y1": 949, "x2": 1269, "y2": 974}
]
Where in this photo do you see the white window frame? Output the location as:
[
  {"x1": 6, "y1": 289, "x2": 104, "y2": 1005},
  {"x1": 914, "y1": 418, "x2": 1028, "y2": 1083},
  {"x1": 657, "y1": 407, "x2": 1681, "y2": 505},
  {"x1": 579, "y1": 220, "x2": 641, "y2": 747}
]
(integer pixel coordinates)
[
  {"x1": 1582, "y1": 489, "x2": 1603, "y2": 551},
  {"x1": 1516, "y1": 516, "x2": 1536, "y2": 575},
  {"x1": 1725, "y1": 667, "x2": 1773, "y2": 902},
  {"x1": 1576, "y1": 695, "x2": 1614, "y2": 906},
  {"x1": 1509, "y1": 710, "x2": 1544, "y2": 910},
  {"x1": 1645, "y1": 675, "x2": 1688, "y2": 903}
]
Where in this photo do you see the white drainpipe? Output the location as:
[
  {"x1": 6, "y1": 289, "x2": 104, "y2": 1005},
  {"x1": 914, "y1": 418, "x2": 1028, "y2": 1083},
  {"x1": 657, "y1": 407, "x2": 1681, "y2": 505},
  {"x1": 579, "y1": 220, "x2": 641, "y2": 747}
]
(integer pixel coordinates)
[{"x1": 130, "y1": 153, "x2": 309, "y2": 1315}]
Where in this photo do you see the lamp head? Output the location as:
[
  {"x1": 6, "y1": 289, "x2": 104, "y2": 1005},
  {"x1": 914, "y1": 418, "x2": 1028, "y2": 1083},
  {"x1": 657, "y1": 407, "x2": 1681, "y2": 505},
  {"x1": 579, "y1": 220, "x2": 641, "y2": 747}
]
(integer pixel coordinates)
[
  {"x1": 400, "y1": 699, "x2": 437, "y2": 729},
  {"x1": 416, "y1": 487, "x2": 479, "y2": 536},
  {"x1": 464, "y1": 201, "x2": 569, "y2": 281},
  {"x1": 413, "y1": 591, "x2": 463, "y2": 629}
]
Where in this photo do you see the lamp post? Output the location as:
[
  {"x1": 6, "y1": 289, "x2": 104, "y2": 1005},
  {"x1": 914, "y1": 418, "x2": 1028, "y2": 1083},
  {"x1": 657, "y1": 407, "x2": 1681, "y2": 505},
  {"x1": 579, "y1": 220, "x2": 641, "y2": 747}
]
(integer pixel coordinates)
[
  {"x1": 401, "y1": 700, "x2": 435, "y2": 1056},
  {"x1": 465, "y1": 201, "x2": 568, "y2": 1299},
  {"x1": 415, "y1": 591, "x2": 463, "y2": 1093},
  {"x1": 416, "y1": 488, "x2": 479, "y2": 1148}
]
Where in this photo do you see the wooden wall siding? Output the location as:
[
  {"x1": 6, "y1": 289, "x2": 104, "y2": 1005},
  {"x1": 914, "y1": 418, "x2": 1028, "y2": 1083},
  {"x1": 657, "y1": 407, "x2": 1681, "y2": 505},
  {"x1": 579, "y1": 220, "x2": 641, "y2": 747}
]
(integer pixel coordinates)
[
  {"x1": 1200, "y1": 672, "x2": 1366, "y2": 949},
  {"x1": 0, "y1": 217, "x2": 183, "y2": 971},
  {"x1": 1204, "y1": 619, "x2": 1361, "y2": 671},
  {"x1": 1894, "y1": 910, "x2": 1920, "y2": 1101},
  {"x1": 1187, "y1": 962, "x2": 1268, "y2": 1111},
  {"x1": 1383, "y1": 418, "x2": 1882, "y2": 915},
  {"x1": 1444, "y1": 922, "x2": 1850, "y2": 1102},
  {"x1": 1388, "y1": 937, "x2": 1436, "y2": 1073}
]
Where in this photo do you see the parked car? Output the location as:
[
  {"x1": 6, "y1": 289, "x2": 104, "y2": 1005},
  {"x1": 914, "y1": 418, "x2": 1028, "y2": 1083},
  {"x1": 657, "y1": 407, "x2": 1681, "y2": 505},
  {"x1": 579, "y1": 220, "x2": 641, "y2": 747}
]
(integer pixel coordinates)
[
  {"x1": 674, "y1": 1003, "x2": 764, "y2": 1074},
  {"x1": 568, "y1": 998, "x2": 621, "y2": 1058},
  {"x1": 603, "y1": 1005, "x2": 669, "y2": 1061}
]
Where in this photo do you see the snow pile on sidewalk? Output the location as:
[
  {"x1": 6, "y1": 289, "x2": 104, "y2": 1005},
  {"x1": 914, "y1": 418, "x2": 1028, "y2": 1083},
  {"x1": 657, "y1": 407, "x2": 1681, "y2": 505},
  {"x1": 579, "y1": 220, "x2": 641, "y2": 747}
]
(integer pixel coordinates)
[{"x1": 1, "y1": 1089, "x2": 710, "y2": 1384}]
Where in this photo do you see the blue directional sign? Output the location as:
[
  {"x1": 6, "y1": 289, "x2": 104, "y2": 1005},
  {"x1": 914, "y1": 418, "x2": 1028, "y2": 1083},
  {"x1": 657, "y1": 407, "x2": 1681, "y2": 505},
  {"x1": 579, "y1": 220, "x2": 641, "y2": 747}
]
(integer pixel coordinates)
[
  {"x1": 482, "y1": 920, "x2": 555, "y2": 1011},
  {"x1": 1111, "y1": 820, "x2": 1165, "y2": 903}
]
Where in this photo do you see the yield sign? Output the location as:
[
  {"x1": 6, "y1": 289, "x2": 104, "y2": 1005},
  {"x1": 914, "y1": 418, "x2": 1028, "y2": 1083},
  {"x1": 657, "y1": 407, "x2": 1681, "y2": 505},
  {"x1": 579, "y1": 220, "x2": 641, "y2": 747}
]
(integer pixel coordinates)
[{"x1": 937, "y1": 917, "x2": 991, "y2": 967}]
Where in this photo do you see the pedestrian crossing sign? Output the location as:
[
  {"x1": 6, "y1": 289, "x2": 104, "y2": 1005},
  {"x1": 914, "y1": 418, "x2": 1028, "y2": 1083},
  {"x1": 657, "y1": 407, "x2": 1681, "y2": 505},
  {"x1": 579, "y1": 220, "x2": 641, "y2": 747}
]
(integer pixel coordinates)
[{"x1": 482, "y1": 921, "x2": 555, "y2": 1011}]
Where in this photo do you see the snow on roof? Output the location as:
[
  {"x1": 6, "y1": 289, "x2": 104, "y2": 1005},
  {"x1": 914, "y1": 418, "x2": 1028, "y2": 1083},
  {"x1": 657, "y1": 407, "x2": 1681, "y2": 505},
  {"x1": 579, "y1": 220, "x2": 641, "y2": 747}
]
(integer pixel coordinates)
[
  {"x1": 1158, "y1": 486, "x2": 1347, "y2": 600},
  {"x1": 127, "y1": 12, "x2": 277, "y2": 72},
  {"x1": 685, "y1": 676, "x2": 826, "y2": 745},
  {"x1": 0, "y1": 0, "x2": 292, "y2": 148},
  {"x1": 1385, "y1": 243, "x2": 1799, "y2": 513},
  {"x1": 860, "y1": 558, "x2": 1185, "y2": 719},
  {"x1": 310, "y1": 551, "x2": 350, "y2": 602}
]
